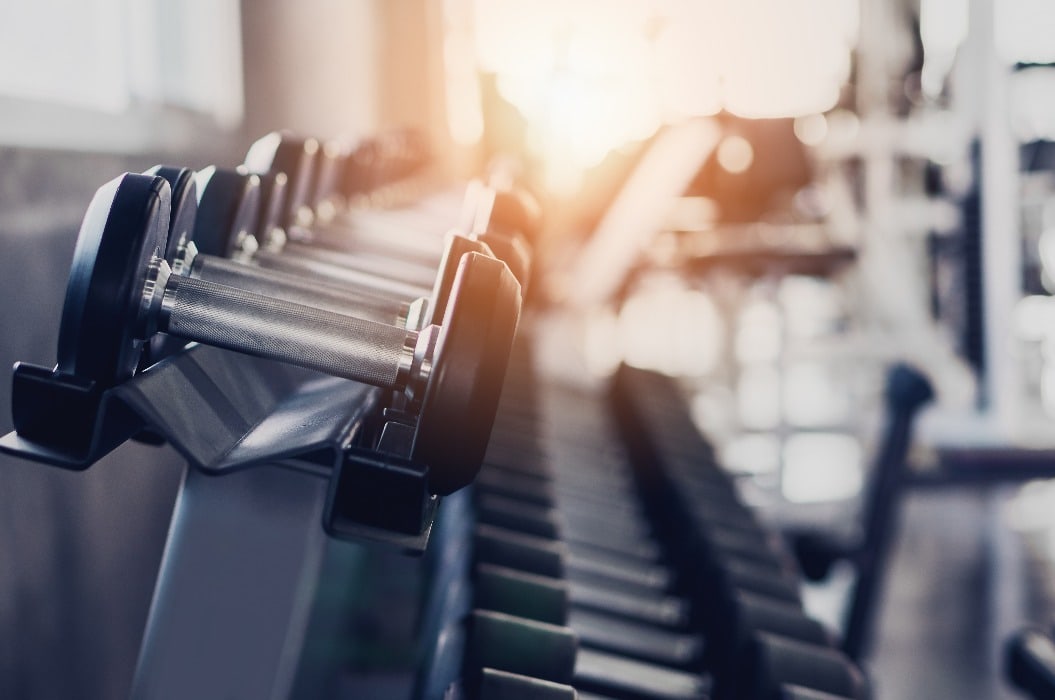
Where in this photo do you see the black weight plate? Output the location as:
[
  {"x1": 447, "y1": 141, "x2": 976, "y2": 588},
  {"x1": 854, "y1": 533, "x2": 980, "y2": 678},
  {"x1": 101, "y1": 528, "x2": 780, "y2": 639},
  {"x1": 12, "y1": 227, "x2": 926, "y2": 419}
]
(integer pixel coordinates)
[
  {"x1": 57, "y1": 173, "x2": 169, "y2": 385},
  {"x1": 142, "y1": 166, "x2": 197, "y2": 367},
  {"x1": 253, "y1": 171, "x2": 289, "y2": 244},
  {"x1": 194, "y1": 167, "x2": 261, "y2": 258},
  {"x1": 144, "y1": 165, "x2": 197, "y2": 263},
  {"x1": 243, "y1": 131, "x2": 317, "y2": 229},
  {"x1": 478, "y1": 231, "x2": 531, "y2": 289},
  {"x1": 428, "y1": 233, "x2": 492, "y2": 325},
  {"x1": 490, "y1": 188, "x2": 542, "y2": 243},
  {"x1": 342, "y1": 136, "x2": 382, "y2": 195},
  {"x1": 414, "y1": 252, "x2": 521, "y2": 494},
  {"x1": 310, "y1": 140, "x2": 348, "y2": 209}
]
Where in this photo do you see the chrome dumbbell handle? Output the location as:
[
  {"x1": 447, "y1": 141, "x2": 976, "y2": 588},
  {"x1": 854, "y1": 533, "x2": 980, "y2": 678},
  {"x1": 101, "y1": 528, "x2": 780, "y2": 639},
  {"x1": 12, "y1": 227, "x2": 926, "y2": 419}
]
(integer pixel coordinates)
[
  {"x1": 251, "y1": 248, "x2": 428, "y2": 301},
  {"x1": 188, "y1": 254, "x2": 422, "y2": 328},
  {"x1": 141, "y1": 258, "x2": 424, "y2": 392}
]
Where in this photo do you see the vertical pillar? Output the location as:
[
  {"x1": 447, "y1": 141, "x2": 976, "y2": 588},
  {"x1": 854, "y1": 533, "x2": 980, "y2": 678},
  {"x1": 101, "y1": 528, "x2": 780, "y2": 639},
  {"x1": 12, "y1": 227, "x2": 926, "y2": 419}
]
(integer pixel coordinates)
[{"x1": 972, "y1": 0, "x2": 1022, "y2": 433}]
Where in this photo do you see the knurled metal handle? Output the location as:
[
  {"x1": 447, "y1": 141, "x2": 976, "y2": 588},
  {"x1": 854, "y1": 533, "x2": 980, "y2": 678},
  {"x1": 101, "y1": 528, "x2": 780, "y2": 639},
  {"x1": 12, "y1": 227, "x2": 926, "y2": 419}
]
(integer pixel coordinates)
[
  {"x1": 160, "y1": 275, "x2": 413, "y2": 388},
  {"x1": 192, "y1": 255, "x2": 403, "y2": 325}
]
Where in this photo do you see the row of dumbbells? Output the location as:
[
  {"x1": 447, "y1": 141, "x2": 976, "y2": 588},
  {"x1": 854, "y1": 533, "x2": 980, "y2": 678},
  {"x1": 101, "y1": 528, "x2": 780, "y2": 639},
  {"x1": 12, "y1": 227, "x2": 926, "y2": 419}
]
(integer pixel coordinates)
[
  {"x1": 415, "y1": 343, "x2": 715, "y2": 699},
  {"x1": 414, "y1": 357, "x2": 872, "y2": 699},
  {"x1": 49, "y1": 130, "x2": 540, "y2": 495},
  {"x1": 610, "y1": 366, "x2": 870, "y2": 700}
]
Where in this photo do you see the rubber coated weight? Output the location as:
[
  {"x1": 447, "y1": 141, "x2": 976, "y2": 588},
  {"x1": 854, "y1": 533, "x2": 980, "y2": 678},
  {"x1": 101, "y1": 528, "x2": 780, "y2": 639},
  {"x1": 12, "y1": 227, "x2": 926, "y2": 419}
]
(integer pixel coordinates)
[
  {"x1": 63, "y1": 173, "x2": 521, "y2": 494},
  {"x1": 172, "y1": 171, "x2": 428, "y2": 328},
  {"x1": 145, "y1": 166, "x2": 197, "y2": 263},
  {"x1": 342, "y1": 130, "x2": 429, "y2": 197},
  {"x1": 427, "y1": 233, "x2": 493, "y2": 324},
  {"x1": 243, "y1": 131, "x2": 318, "y2": 230},
  {"x1": 253, "y1": 171, "x2": 289, "y2": 245},
  {"x1": 56, "y1": 174, "x2": 169, "y2": 385},
  {"x1": 309, "y1": 139, "x2": 348, "y2": 215},
  {"x1": 476, "y1": 232, "x2": 530, "y2": 295},
  {"x1": 143, "y1": 166, "x2": 199, "y2": 364},
  {"x1": 487, "y1": 189, "x2": 542, "y2": 243},
  {"x1": 245, "y1": 133, "x2": 536, "y2": 296},
  {"x1": 151, "y1": 166, "x2": 261, "y2": 266},
  {"x1": 415, "y1": 252, "x2": 521, "y2": 494},
  {"x1": 193, "y1": 167, "x2": 262, "y2": 259},
  {"x1": 185, "y1": 170, "x2": 491, "y2": 329}
]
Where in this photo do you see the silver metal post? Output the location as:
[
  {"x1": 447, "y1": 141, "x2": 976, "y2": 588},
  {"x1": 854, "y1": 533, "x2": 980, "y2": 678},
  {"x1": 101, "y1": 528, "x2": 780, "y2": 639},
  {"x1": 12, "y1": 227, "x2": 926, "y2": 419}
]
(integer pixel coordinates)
[{"x1": 131, "y1": 464, "x2": 330, "y2": 700}]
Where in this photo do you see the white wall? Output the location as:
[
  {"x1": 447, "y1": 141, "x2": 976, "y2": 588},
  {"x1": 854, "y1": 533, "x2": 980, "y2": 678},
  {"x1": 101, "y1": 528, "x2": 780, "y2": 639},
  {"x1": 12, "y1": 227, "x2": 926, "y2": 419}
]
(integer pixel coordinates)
[{"x1": 241, "y1": 0, "x2": 381, "y2": 141}]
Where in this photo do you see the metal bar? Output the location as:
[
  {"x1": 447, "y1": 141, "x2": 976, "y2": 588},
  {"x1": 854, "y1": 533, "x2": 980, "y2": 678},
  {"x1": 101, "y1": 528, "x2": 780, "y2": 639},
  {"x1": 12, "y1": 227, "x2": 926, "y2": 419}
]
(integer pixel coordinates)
[{"x1": 131, "y1": 463, "x2": 330, "y2": 700}]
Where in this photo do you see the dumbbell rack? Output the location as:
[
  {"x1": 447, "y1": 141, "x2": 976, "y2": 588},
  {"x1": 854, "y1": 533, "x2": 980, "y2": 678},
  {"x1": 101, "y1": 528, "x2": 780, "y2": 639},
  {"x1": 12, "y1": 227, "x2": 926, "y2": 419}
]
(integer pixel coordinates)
[
  {"x1": 409, "y1": 343, "x2": 872, "y2": 699},
  {"x1": 1, "y1": 314, "x2": 872, "y2": 698},
  {"x1": 0, "y1": 123, "x2": 872, "y2": 696},
  {"x1": 0, "y1": 341, "x2": 446, "y2": 697},
  {"x1": 1, "y1": 341, "x2": 438, "y2": 545},
  {"x1": 0, "y1": 123, "x2": 546, "y2": 697}
]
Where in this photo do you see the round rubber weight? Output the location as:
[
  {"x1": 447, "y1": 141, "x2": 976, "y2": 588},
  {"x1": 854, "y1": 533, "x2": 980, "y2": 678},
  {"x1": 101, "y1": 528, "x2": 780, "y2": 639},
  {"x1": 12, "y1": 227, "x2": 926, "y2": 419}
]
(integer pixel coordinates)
[
  {"x1": 144, "y1": 165, "x2": 197, "y2": 263},
  {"x1": 194, "y1": 167, "x2": 261, "y2": 257},
  {"x1": 414, "y1": 252, "x2": 521, "y2": 494},
  {"x1": 143, "y1": 166, "x2": 197, "y2": 366},
  {"x1": 243, "y1": 132, "x2": 316, "y2": 229},
  {"x1": 56, "y1": 173, "x2": 170, "y2": 385},
  {"x1": 254, "y1": 172, "x2": 289, "y2": 244},
  {"x1": 428, "y1": 233, "x2": 492, "y2": 325},
  {"x1": 490, "y1": 189, "x2": 542, "y2": 242},
  {"x1": 477, "y1": 231, "x2": 531, "y2": 289}
]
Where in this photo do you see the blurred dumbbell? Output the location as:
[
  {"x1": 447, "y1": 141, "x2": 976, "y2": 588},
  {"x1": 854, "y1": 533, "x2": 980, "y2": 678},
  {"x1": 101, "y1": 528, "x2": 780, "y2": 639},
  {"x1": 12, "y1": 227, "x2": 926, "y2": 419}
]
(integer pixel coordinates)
[
  {"x1": 302, "y1": 132, "x2": 540, "y2": 267},
  {"x1": 708, "y1": 592, "x2": 834, "y2": 700},
  {"x1": 739, "y1": 633, "x2": 869, "y2": 700},
  {"x1": 57, "y1": 173, "x2": 520, "y2": 494},
  {"x1": 477, "y1": 668, "x2": 577, "y2": 700},
  {"x1": 471, "y1": 485, "x2": 707, "y2": 673},
  {"x1": 463, "y1": 608, "x2": 708, "y2": 700},
  {"x1": 186, "y1": 164, "x2": 525, "y2": 328},
  {"x1": 242, "y1": 133, "x2": 536, "y2": 291},
  {"x1": 464, "y1": 610, "x2": 578, "y2": 687},
  {"x1": 150, "y1": 165, "x2": 489, "y2": 333}
]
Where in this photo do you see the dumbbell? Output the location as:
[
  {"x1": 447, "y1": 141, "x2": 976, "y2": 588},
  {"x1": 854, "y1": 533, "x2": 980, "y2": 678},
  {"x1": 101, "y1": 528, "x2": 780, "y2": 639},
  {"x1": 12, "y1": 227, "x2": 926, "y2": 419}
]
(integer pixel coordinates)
[
  {"x1": 739, "y1": 633, "x2": 869, "y2": 700},
  {"x1": 344, "y1": 176, "x2": 538, "y2": 289},
  {"x1": 708, "y1": 592, "x2": 834, "y2": 700},
  {"x1": 245, "y1": 132, "x2": 445, "y2": 247},
  {"x1": 248, "y1": 130, "x2": 454, "y2": 242},
  {"x1": 313, "y1": 176, "x2": 537, "y2": 289},
  {"x1": 152, "y1": 165, "x2": 487, "y2": 333},
  {"x1": 256, "y1": 188, "x2": 533, "y2": 301},
  {"x1": 182, "y1": 151, "x2": 527, "y2": 329},
  {"x1": 471, "y1": 479, "x2": 706, "y2": 671},
  {"x1": 58, "y1": 172, "x2": 520, "y2": 494},
  {"x1": 302, "y1": 127, "x2": 431, "y2": 223},
  {"x1": 243, "y1": 133, "x2": 536, "y2": 289}
]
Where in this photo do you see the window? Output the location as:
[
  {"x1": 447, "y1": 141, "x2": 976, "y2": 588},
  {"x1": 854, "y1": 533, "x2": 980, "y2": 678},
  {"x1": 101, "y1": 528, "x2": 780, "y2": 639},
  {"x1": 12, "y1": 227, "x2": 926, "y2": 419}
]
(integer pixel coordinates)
[{"x1": 0, "y1": 0, "x2": 243, "y2": 152}]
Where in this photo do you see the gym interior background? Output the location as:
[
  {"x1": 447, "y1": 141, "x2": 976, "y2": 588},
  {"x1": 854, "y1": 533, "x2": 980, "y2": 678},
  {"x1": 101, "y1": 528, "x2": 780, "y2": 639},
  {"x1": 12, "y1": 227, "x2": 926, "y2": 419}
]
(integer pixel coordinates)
[{"x1": 2, "y1": 0, "x2": 1055, "y2": 698}]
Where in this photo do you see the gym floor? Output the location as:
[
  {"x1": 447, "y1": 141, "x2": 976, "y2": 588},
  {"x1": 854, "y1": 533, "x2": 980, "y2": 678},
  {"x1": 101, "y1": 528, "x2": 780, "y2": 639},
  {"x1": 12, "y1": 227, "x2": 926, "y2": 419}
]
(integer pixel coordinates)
[{"x1": 839, "y1": 486, "x2": 1029, "y2": 699}]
